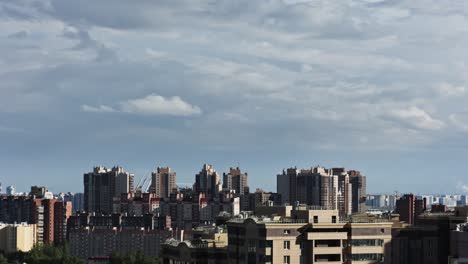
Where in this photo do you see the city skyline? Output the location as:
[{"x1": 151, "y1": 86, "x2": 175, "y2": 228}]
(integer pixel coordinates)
[{"x1": 2, "y1": 0, "x2": 468, "y2": 195}]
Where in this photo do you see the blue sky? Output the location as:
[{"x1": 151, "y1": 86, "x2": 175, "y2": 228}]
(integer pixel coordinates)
[{"x1": 1, "y1": 0, "x2": 468, "y2": 194}]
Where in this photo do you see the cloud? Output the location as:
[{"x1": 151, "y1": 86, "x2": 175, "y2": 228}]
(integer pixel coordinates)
[
  {"x1": 82, "y1": 94, "x2": 201, "y2": 116},
  {"x1": 7, "y1": 30, "x2": 28, "y2": 39},
  {"x1": 449, "y1": 113, "x2": 468, "y2": 132},
  {"x1": 436, "y1": 83, "x2": 465, "y2": 96},
  {"x1": 386, "y1": 106, "x2": 445, "y2": 130},
  {"x1": 120, "y1": 94, "x2": 201, "y2": 116},
  {"x1": 81, "y1": 104, "x2": 116, "y2": 113}
]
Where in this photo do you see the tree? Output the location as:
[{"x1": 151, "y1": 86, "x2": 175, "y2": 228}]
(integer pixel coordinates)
[{"x1": 110, "y1": 251, "x2": 161, "y2": 264}]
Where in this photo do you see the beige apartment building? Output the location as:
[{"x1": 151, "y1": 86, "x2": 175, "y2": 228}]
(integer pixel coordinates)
[
  {"x1": 227, "y1": 217, "x2": 306, "y2": 264},
  {"x1": 0, "y1": 222, "x2": 37, "y2": 253},
  {"x1": 227, "y1": 208, "x2": 393, "y2": 264}
]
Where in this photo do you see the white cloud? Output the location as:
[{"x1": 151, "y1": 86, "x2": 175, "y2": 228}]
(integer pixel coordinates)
[
  {"x1": 386, "y1": 106, "x2": 445, "y2": 130},
  {"x1": 436, "y1": 83, "x2": 465, "y2": 96},
  {"x1": 82, "y1": 94, "x2": 201, "y2": 116},
  {"x1": 81, "y1": 104, "x2": 116, "y2": 113},
  {"x1": 120, "y1": 94, "x2": 201, "y2": 116}
]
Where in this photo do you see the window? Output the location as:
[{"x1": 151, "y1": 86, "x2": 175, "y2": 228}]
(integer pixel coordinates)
[
  {"x1": 283, "y1": 255, "x2": 290, "y2": 264},
  {"x1": 283, "y1": 229, "x2": 291, "y2": 235},
  {"x1": 350, "y1": 239, "x2": 384, "y2": 247},
  {"x1": 351, "y1": 254, "x2": 384, "y2": 261},
  {"x1": 284, "y1": 240, "x2": 290, "y2": 249},
  {"x1": 313, "y1": 216, "x2": 318, "y2": 223},
  {"x1": 332, "y1": 216, "x2": 337, "y2": 223},
  {"x1": 265, "y1": 240, "x2": 273, "y2": 248}
]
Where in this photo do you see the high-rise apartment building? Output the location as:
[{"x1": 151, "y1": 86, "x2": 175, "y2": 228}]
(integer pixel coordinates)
[
  {"x1": 277, "y1": 168, "x2": 298, "y2": 205},
  {"x1": 277, "y1": 166, "x2": 356, "y2": 216},
  {"x1": 54, "y1": 201, "x2": 72, "y2": 244},
  {"x1": 150, "y1": 167, "x2": 176, "y2": 198},
  {"x1": 395, "y1": 194, "x2": 426, "y2": 225},
  {"x1": 83, "y1": 166, "x2": 134, "y2": 214},
  {"x1": 41, "y1": 198, "x2": 56, "y2": 244},
  {"x1": 194, "y1": 164, "x2": 221, "y2": 199},
  {"x1": 223, "y1": 167, "x2": 249, "y2": 195},
  {"x1": 349, "y1": 170, "x2": 367, "y2": 213}
]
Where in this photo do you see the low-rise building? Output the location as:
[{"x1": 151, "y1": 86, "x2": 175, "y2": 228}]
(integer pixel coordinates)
[
  {"x1": 69, "y1": 228, "x2": 168, "y2": 259},
  {"x1": 161, "y1": 226, "x2": 228, "y2": 264}
]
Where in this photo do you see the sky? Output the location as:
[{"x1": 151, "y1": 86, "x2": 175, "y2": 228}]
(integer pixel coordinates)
[{"x1": 1, "y1": 0, "x2": 468, "y2": 195}]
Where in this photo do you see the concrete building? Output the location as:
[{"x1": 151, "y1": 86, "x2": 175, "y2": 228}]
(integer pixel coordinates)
[
  {"x1": 391, "y1": 225, "x2": 439, "y2": 264},
  {"x1": 227, "y1": 208, "x2": 394, "y2": 264},
  {"x1": 395, "y1": 194, "x2": 426, "y2": 225},
  {"x1": 54, "y1": 201, "x2": 72, "y2": 244},
  {"x1": 227, "y1": 217, "x2": 305, "y2": 264},
  {"x1": 30, "y1": 186, "x2": 47, "y2": 198},
  {"x1": 349, "y1": 170, "x2": 367, "y2": 214},
  {"x1": 276, "y1": 168, "x2": 298, "y2": 205},
  {"x1": 244, "y1": 189, "x2": 282, "y2": 212},
  {"x1": 69, "y1": 228, "x2": 166, "y2": 259},
  {"x1": 84, "y1": 166, "x2": 135, "y2": 214},
  {"x1": 450, "y1": 223, "x2": 468, "y2": 264},
  {"x1": 150, "y1": 167, "x2": 176, "y2": 199},
  {"x1": 161, "y1": 227, "x2": 228, "y2": 264},
  {"x1": 194, "y1": 164, "x2": 222, "y2": 199},
  {"x1": 277, "y1": 166, "x2": 359, "y2": 216},
  {"x1": 0, "y1": 222, "x2": 37, "y2": 253},
  {"x1": 223, "y1": 167, "x2": 249, "y2": 195}
]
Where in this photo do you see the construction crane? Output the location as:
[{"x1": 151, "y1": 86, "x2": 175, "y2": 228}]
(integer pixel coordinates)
[{"x1": 135, "y1": 171, "x2": 152, "y2": 194}]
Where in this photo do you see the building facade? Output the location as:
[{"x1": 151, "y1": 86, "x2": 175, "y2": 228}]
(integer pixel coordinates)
[
  {"x1": 194, "y1": 164, "x2": 221, "y2": 199},
  {"x1": 84, "y1": 166, "x2": 135, "y2": 214},
  {"x1": 151, "y1": 167, "x2": 177, "y2": 199},
  {"x1": 0, "y1": 223, "x2": 37, "y2": 253}
]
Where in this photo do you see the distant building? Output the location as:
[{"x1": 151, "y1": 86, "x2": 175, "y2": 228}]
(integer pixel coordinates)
[
  {"x1": 277, "y1": 166, "x2": 361, "y2": 216},
  {"x1": 348, "y1": 170, "x2": 367, "y2": 213},
  {"x1": 0, "y1": 222, "x2": 37, "y2": 253},
  {"x1": 83, "y1": 166, "x2": 135, "y2": 214},
  {"x1": 6, "y1": 185, "x2": 15, "y2": 196},
  {"x1": 150, "y1": 167, "x2": 176, "y2": 199},
  {"x1": 395, "y1": 194, "x2": 426, "y2": 225},
  {"x1": 194, "y1": 164, "x2": 221, "y2": 199},
  {"x1": 30, "y1": 186, "x2": 47, "y2": 198},
  {"x1": 223, "y1": 167, "x2": 249, "y2": 195}
]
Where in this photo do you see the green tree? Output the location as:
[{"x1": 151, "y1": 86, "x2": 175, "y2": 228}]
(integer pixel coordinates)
[
  {"x1": 0, "y1": 254, "x2": 8, "y2": 264},
  {"x1": 24, "y1": 244, "x2": 84, "y2": 264},
  {"x1": 110, "y1": 251, "x2": 161, "y2": 264}
]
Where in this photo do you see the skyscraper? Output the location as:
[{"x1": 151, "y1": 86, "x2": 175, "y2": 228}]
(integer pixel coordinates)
[
  {"x1": 194, "y1": 164, "x2": 221, "y2": 199},
  {"x1": 150, "y1": 167, "x2": 176, "y2": 198},
  {"x1": 222, "y1": 167, "x2": 249, "y2": 195},
  {"x1": 349, "y1": 170, "x2": 367, "y2": 214},
  {"x1": 83, "y1": 166, "x2": 134, "y2": 214}
]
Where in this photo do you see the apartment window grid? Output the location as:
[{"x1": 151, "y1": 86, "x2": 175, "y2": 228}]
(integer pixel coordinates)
[{"x1": 283, "y1": 255, "x2": 290, "y2": 264}]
